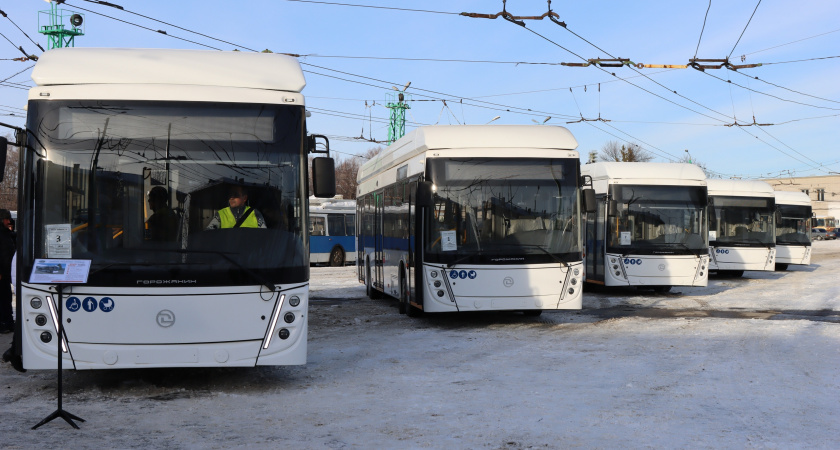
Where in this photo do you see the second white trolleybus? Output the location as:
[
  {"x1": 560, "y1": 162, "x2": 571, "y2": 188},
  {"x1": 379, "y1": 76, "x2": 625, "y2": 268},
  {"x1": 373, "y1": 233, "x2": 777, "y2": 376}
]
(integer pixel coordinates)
[
  {"x1": 581, "y1": 162, "x2": 710, "y2": 292},
  {"x1": 10, "y1": 48, "x2": 335, "y2": 370},
  {"x1": 356, "y1": 125, "x2": 595, "y2": 315},
  {"x1": 773, "y1": 190, "x2": 812, "y2": 270},
  {"x1": 707, "y1": 179, "x2": 776, "y2": 277}
]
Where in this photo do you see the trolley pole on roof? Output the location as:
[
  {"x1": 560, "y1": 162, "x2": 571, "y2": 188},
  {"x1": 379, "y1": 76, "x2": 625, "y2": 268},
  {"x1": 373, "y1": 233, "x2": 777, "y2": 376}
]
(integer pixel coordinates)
[
  {"x1": 39, "y1": 1, "x2": 85, "y2": 49},
  {"x1": 386, "y1": 82, "x2": 411, "y2": 145}
]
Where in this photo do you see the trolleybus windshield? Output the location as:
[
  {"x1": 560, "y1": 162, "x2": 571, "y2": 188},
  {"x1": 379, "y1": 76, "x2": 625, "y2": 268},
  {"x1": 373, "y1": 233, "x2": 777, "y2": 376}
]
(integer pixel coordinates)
[
  {"x1": 25, "y1": 100, "x2": 308, "y2": 286},
  {"x1": 606, "y1": 185, "x2": 707, "y2": 255},
  {"x1": 776, "y1": 204, "x2": 811, "y2": 245},
  {"x1": 708, "y1": 196, "x2": 775, "y2": 246},
  {"x1": 425, "y1": 157, "x2": 581, "y2": 265}
]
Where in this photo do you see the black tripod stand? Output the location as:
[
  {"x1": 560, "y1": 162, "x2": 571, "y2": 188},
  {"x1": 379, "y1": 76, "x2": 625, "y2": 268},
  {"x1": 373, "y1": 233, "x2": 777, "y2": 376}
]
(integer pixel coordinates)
[{"x1": 32, "y1": 284, "x2": 85, "y2": 429}]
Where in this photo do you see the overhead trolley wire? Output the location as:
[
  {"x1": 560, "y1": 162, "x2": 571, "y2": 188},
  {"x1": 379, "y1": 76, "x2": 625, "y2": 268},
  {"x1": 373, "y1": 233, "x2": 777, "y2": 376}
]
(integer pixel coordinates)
[
  {"x1": 728, "y1": 0, "x2": 762, "y2": 59},
  {"x1": 281, "y1": 0, "x2": 460, "y2": 15},
  {"x1": 693, "y1": 1, "x2": 712, "y2": 59},
  {"x1": 0, "y1": 8, "x2": 45, "y2": 52},
  {"x1": 742, "y1": 27, "x2": 840, "y2": 58}
]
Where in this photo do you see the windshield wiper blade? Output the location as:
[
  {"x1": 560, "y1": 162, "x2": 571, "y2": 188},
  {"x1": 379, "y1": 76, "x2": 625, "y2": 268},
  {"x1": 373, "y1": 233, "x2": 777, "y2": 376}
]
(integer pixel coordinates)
[
  {"x1": 446, "y1": 250, "x2": 482, "y2": 268},
  {"x1": 128, "y1": 248, "x2": 276, "y2": 291}
]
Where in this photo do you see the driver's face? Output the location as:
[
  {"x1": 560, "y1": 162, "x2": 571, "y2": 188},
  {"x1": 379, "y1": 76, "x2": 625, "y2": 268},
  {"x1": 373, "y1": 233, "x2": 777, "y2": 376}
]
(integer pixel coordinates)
[{"x1": 228, "y1": 189, "x2": 247, "y2": 208}]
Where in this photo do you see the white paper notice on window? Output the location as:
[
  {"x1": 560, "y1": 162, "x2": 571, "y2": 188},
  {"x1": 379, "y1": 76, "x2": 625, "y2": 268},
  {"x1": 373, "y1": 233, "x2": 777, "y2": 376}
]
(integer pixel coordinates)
[
  {"x1": 708, "y1": 231, "x2": 717, "y2": 241},
  {"x1": 45, "y1": 224, "x2": 72, "y2": 258},
  {"x1": 441, "y1": 230, "x2": 457, "y2": 251},
  {"x1": 620, "y1": 231, "x2": 631, "y2": 246}
]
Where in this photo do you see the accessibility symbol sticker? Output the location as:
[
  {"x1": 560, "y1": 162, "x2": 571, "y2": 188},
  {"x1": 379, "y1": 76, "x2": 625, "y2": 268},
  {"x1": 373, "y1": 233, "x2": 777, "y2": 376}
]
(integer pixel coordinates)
[
  {"x1": 66, "y1": 296, "x2": 81, "y2": 312},
  {"x1": 449, "y1": 270, "x2": 459, "y2": 279},
  {"x1": 459, "y1": 270, "x2": 468, "y2": 279},
  {"x1": 82, "y1": 297, "x2": 98, "y2": 312},
  {"x1": 468, "y1": 270, "x2": 477, "y2": 279},
  {"x1": 99, "y1": 297, "x2": 115, "y2": 313}
]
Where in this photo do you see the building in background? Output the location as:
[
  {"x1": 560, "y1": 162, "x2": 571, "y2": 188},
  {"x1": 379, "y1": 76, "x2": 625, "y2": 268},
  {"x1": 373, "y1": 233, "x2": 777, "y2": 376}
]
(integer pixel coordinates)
[{"x1": 762, "y1": 175, "x2": 840, "y2": 220}]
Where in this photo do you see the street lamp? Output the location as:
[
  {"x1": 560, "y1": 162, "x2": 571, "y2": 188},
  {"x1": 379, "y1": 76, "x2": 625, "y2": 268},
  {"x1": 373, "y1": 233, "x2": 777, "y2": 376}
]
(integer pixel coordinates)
[{"x1": 684, "y1": 149, "x2": 692, "y2": 164}]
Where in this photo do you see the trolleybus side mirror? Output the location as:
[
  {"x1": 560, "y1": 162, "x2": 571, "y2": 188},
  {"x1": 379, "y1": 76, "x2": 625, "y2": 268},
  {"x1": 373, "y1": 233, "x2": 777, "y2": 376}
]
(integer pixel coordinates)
[
  {"x1": 582, "y1": 188, "x2": 596, "y2": 214},
  {"x1": 775, "y1": 210, "x2": 782, "y2": 224},
  {"x1": 311, "y1": 157, "x2": 336, "y2": 198},
  {"x1": 417, "y1": 181, "x2": 433, "y2": 207},
  {"x1": 608, "y1": 199, "x2": 618, "y2": 217},
  {"x1": 0, "y1": 137, "x2": 6, "y2": 182}
]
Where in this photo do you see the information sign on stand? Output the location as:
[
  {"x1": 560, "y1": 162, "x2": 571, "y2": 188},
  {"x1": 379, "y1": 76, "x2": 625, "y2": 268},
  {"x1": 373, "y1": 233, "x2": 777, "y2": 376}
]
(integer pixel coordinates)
[{"x1": 29, "y1": 259, "x2": 91, "y2": 430}]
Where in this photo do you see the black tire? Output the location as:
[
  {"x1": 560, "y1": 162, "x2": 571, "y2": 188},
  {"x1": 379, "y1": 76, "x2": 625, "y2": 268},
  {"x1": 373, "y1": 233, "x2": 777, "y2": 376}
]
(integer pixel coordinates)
[
  {"x1": 329, "y1": 247, "x2": 345, "y2": 267},
  {"x1": 727, "y1": 270, "x2": 744, "y2": 278},
  {"x1": 653, "y1": 285, "x2": 672, "y2": 293},
  {"x1": 522, "y1": 310, "x2": 543, "y2": 317},
  {"x1": 775, "y1": 263, "x2": 789, "y2": 271}
]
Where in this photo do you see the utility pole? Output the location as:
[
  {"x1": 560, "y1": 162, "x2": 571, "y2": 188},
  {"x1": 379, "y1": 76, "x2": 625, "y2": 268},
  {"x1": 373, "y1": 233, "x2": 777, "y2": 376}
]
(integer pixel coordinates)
[
  {"x1": 39, "y1": 1, "x2": 85, "y2": 50},
  {"x1": 386, "y1": 82, "x2": 411, "y2": 145}
]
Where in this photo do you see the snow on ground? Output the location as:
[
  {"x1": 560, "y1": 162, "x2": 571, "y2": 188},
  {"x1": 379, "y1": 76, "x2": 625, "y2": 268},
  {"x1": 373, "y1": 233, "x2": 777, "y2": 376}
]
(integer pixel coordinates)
[{"x1": 1, "y1": 241, "x2": 838, "y2": 448}]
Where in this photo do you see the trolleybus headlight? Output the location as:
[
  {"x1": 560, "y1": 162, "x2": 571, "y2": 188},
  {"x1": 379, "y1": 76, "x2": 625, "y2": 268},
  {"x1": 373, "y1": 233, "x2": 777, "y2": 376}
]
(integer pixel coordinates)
[
  {"x1": 430, "y1": 271, "x2": 438, "y2": 278},
  {"x1": 610, "y1": 258, "x2": 616, "y2": 263},
  {"x1": 35, "y1": 314, "x2": 47, "y2": 326},
  {"x1": 615, "y1": 271, "x2": 621, "y2": 276},
  {"x1": 436, "y1": 290, "x2": 445, "y2": 297},
  {"x1": 613, "y1": 265, "x2": 618, "y2": 270},
  {"x1": 40, "y1": 331, "x2": 52, "y2": 343},
  {"x1": 289, "y1": 295, "x2": 301, "y2": 307},
  {"x1": 278, "y1": 329, "x2": 290, "y2": 340},
  {"x1": 434, "y1": 280, "x2": 441, "y2": 288},
  {"x1": 571, "y1": 278, "x2": 577, "y2": 285},
  {"x1": 30, "y1": 297, "x2": 43, "y2": 309},
  {"x1": 284, "y1": 312, "x2": 295, "y2": 324},
  {"x1": 568, "y1": 288, "x2": 575, "y2": 295},
  {"x1": 700, "y1": 272, "x2": 704, "y2": 276},
  {"x1": 573, "y1": 268, "x2": 580, "y2": 276}
]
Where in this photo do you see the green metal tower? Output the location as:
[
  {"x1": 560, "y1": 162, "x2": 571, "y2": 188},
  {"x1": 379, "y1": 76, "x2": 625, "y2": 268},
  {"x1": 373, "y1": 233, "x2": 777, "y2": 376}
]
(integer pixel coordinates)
[
  {"x1": 38, "y1": 1, "x2": 84, "y2": 50},
  {"x1": 385, "y1": 89, "x2": 411, "y2": 145}
]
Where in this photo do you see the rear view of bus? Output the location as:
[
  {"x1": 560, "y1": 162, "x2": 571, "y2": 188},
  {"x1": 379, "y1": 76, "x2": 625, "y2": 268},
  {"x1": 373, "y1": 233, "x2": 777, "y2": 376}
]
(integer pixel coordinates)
[
  {"x1": 707, "y1": 179, "x2": 776, "y2": 277},
  {"x1": 581, "y1": 162, "x2": 709, "y2": 292},
  {"x1": 357, "y1": 125, "x2": 594, "y2": 315},
  {"x1": 773, "y1": 190, "x2": 812, "y2": 270},
  {"x1": 15, "y1": 48, "x2": 334, "y2": 370}
]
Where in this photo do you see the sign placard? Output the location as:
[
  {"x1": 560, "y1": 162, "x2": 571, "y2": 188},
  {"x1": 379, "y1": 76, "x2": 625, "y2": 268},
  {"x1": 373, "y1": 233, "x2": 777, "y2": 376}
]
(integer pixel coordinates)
[{"x1": 29, "y1": 259, "x2": 91, "y2": 285}]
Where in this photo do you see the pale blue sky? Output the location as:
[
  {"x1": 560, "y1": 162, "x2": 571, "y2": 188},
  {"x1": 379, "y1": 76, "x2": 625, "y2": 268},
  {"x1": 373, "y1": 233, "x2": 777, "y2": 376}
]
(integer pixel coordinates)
[{"x1": 1, "y1": 0, "x2": 838, "y2": 178}]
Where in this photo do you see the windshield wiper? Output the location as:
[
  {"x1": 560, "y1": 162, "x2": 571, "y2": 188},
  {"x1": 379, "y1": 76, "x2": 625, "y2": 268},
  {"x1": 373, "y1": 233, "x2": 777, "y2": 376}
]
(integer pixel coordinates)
[
  {"x1": 446, "y1": 250, "x2": 482, "y2": 268},
  {"x1": 125, "y1": 248, "x2": 277, "y2": 291},
  {"x1": 492, "y1": 243, "x2": 570, "y2": 267}
]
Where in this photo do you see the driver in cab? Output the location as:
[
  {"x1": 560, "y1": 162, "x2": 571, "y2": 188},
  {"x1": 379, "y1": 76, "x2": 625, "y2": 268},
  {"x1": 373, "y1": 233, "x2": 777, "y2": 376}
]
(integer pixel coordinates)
[{"x1": 206, "y1": 185, "x2": 267, "y2": 229}]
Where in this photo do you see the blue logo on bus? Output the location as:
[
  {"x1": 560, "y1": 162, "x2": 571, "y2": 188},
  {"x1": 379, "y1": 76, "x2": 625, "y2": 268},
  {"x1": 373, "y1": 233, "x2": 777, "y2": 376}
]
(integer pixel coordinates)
[
  {"x1": 99, "y1": 297, "x2": 115, "y2": 313},
  {"x1": 468, "y1": 270, "x2": 477, "y2": 279},
  {"x1": 449, "y1": 270, "x2": 459, "y2": 279},
  {"x1": 459, "y1": 270, "x2": 468, "y2": 279},
  {"x1": 623, "y1": 258, "x2": 643, "y2": 265},
  {"x1": 716, "y1": 249, "x2": 730, "y2": 254},
  {"x1": 82, "y1": 297, "x2": 98, "y2": 312},
  {"x1": 66, "y1": 297, "x2": 81, "y2": 312}
]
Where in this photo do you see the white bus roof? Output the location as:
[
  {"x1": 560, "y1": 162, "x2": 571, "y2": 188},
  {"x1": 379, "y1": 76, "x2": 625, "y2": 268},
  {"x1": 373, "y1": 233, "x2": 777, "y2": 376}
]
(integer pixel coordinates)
[
  {"x1": 31, "y1": 48, "x2": 305, "y2": 92},
  {"x1": 581, "y1": 162, "x2": 706, "y2": 183},
  {"x1": 358, "y1": 125, "x2": 579, "y2": 182},
  {"x1": 707, "y1": 179, "x2": 774, "y2": 198},
  {"x1": 774, "y1": 190, "x2": 811, "y2": 207}
]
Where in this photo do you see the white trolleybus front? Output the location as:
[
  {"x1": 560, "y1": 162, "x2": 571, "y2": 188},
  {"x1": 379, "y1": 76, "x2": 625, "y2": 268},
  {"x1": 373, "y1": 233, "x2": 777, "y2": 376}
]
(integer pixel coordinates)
[
  {"x1": 356, "y1": 125, "x2": 595, "y2": 316},
  {"x1": 581, "y1": 162, "x2": 710, "y2": 292},
  {"x1": 707, "y1": 179, "x2": 776, "y2": 277},
  {"x1": 773, "y1": 190, "x2": 812, "y2": 270},
  {"x1": 12, "y1": 48, "x2": 335, "y2": 370}
]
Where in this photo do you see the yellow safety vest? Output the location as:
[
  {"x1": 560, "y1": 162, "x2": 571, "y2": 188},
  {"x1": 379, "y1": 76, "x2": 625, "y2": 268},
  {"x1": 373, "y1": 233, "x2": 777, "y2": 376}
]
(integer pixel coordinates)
[{"x1": 219, "y1": 207, "x2": 258, "y2": 228}]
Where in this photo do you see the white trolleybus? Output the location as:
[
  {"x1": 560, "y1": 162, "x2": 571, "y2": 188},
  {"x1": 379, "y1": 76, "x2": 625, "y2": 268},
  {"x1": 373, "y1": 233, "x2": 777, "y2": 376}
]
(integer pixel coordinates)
[
  {"x1": 581, "y1": 162, "x2": 710, "y2": 292},
  {"x1": 773, "y1": 190, "x2": 812, "y2": 270},
  {"x1": 707, "y1": 179, "x2": 776, "y2": 277},
  {"x1": 356, "y1": 125, "x2": 595, "y2": 316},
  {"x1": 309, "y1": 196, "x2": 356, "y2": 266},
  {"x1": 10, "y1": 48, "x2": 335, "y2": 370}
]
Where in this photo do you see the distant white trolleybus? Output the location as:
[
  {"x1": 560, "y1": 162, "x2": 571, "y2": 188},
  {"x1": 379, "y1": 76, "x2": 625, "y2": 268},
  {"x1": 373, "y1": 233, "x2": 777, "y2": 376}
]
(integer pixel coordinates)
[
  {"x1": 773, "y1": 190, "x2": 812, "y2": 270},
  {"x1": 12, "y1": 48, "x2": 335, "y2": 370},
  {"x1": 356, "y1": 125, "x2": 595, "y2": 315},
  {"x1": 581, "y1": 162, "x2": 710, "y2": 292},
  {"x1": 707, "y1": 179, "x2": 776, "y2": 277}
]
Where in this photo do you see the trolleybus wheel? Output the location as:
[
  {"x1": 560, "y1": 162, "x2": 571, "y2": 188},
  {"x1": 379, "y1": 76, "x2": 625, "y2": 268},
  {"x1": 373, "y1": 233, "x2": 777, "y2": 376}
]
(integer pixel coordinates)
[
  {"x1": 329, "y1": 247, "x2": 345, "y2": 266},
  {"x1": 366, "y1": 260, "x2": 382, "y2": 299},
  {"x1": 402, "y1": 270, "x2": 422, "y2": 317},
  {"x1": 775, "y1": 263, "x2": 788, "y2": 271},
  {"x1": 653, "y1": 286, "x2": 672, "y2": 293},
  {"x1": 522, "y1": 310, "x2": 543, "y2": 317}
]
